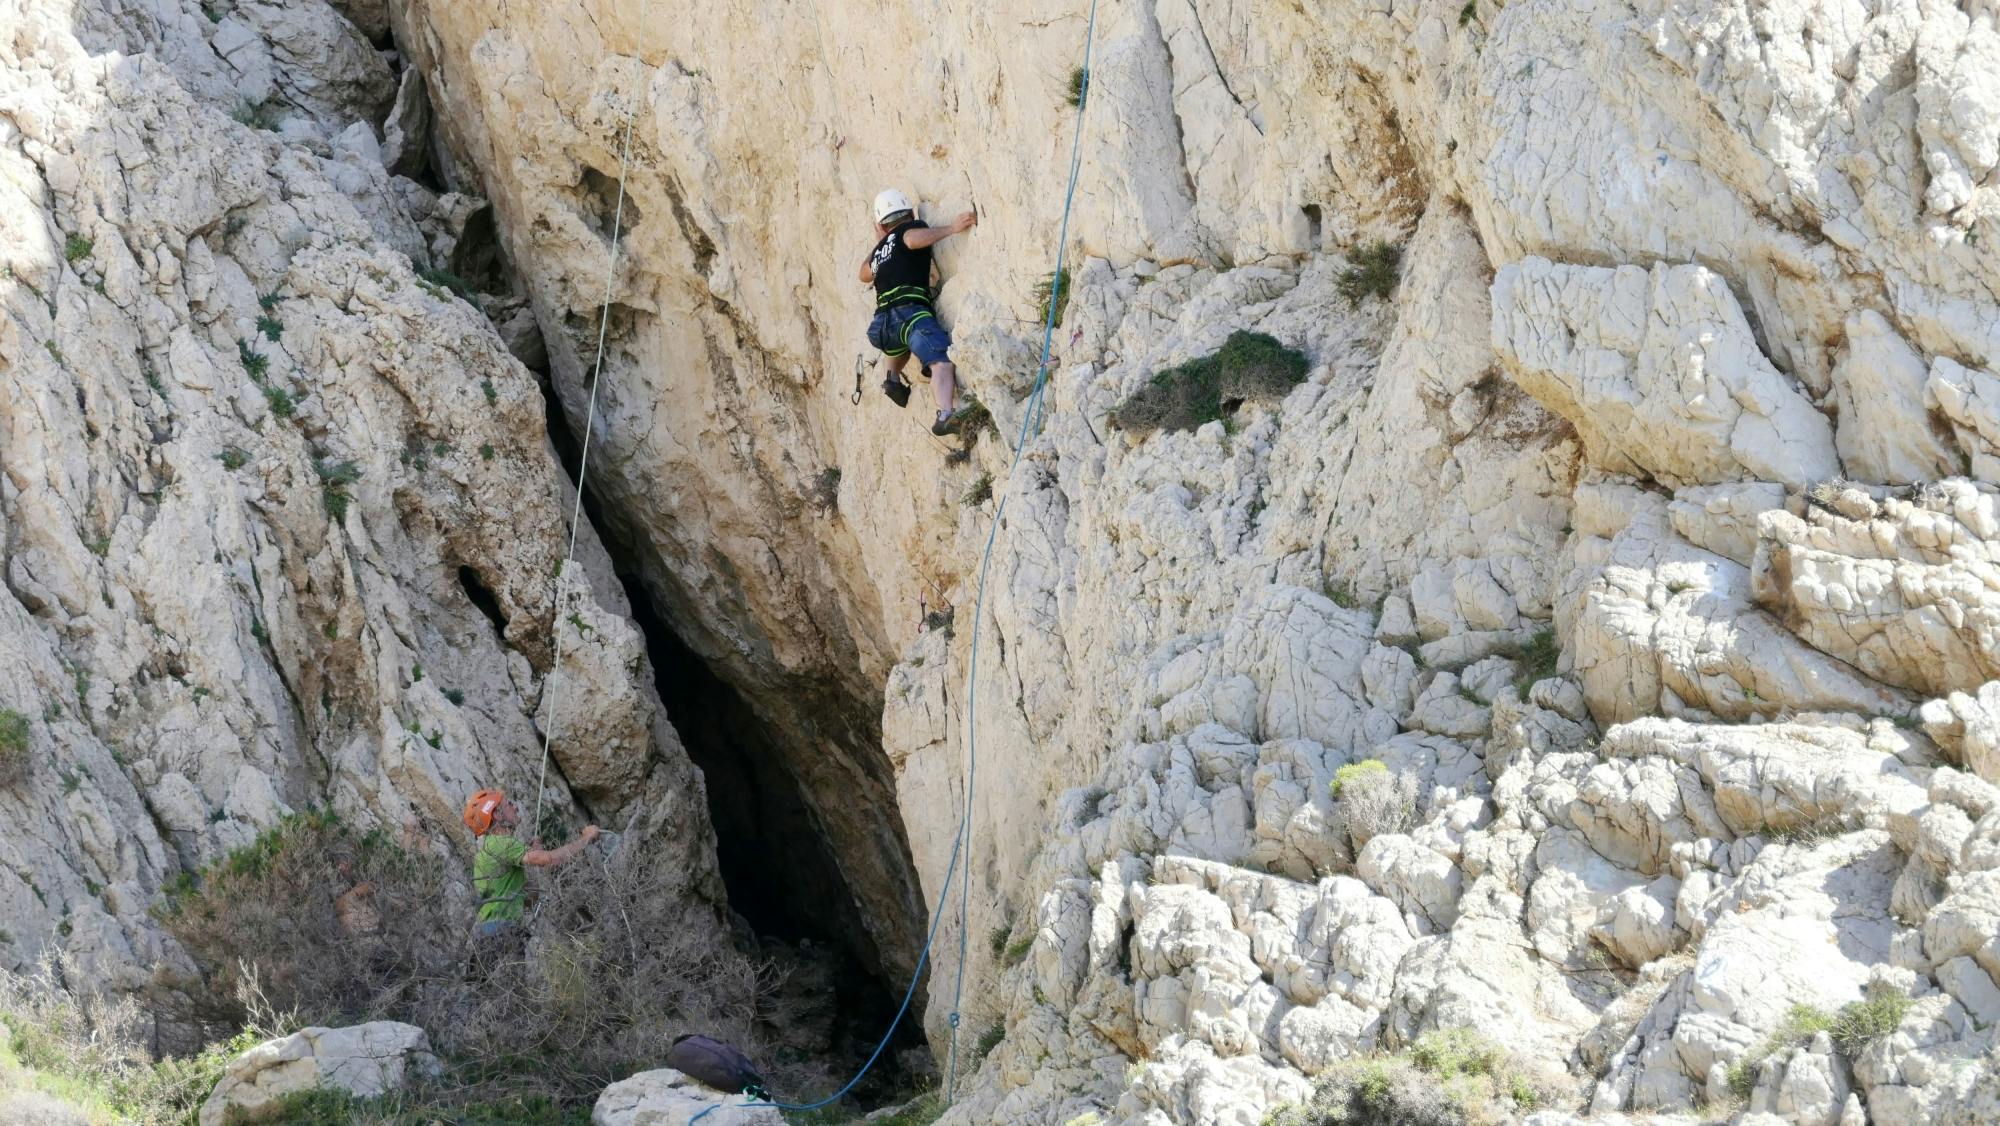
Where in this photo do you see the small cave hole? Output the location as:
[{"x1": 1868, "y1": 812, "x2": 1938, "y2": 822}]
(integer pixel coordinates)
[
  {"x1": 458, "y1": 566, "x2": 509, "y2": 636},
  {"x1": 1302, "y1": 203, "x2": 1324, "y2": 251},
  {"x1": 579, "y1": 166, "x2": 643, "y2": 240}
]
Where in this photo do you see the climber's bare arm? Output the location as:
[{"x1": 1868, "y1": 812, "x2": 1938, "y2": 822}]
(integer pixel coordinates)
[
  {"x1": 904, "y1": 210, "x2": 977, "y2": 250},
  {"x1": 524, "y1": 824, "x2": 600, "y2": 868}
]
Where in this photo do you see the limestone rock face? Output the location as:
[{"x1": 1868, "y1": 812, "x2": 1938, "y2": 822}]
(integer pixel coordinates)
[
  {"x1": 198, "y1": 1022, "x2": 438, "y2": 1126},
  {"x1": 0, "y1": 0, "x2": 724, "y2": 999},
  {"x1": 9, "y1": 0, "x2": 2000, "y2": 1121},
  {"x1": 1493, "y1": 258, "x2": 1838, "y2": 490}
]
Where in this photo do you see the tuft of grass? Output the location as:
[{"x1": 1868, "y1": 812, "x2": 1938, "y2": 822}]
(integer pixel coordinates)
[
  {"x1": 1033, "y1": 267, "x2": 1073, "y2": 329},
  {"x1": 0, "y1": 964, "x2": 263, "y2": 1126},
  {"x1": 217, "y1": 447, "x2": 248, "y2": 470},
  {"x1": 258, "y1": 292, "x2": 283, "y2": 312},
  {"x1": 962, "y1": 473, "x2": 994, "y2": 507},
  {"x1": 86, "y1": 534, "x2": 111, "y2": 557},
  {"x1": 63, "y1": 233, "x2": 92, "y2": 263},
  {"x1": 480, "y1": 443, "x2": 496, "y2": 461},
  {"x1": 1003, "y1": 935, "x2": 1034, "y2": 967},
  {"x1": 237, "y1": 338, "x2": 269, "y2": 381},
  {"x1": 1458, "y1": 0, "x2": 1477, "y2": 26},
  {"x1": 810, "y1": 467, "x2": 842, "y2": 514},
  {"x1": 419, "y1": 268, "x2": 479, "y2": 302},
  {"x1": 481, "y1": 378, "x2": 498, "y2": 405},
  {"x1": 263, "y1": 384, "x2": 296, "y2": 418},
  {"x1": 1330, "y1": 759, "x2": 1386, "y2": 800},
  {"x1": 1065, "y1": 67, "x2": 1089, "y2": 108},
  {"x1": 1516, "y1": 626, "x2": 1560, "y2": 693},
  {"x1": 1265, "y1": 1032, "x2": 1524, "y2": 1126},
  {"x1": 1336, "y1": 241, "x2": 1403, "y2": 307},
  {"x1": 316, "y1": 459, "x2": 360, "y2": 524},
  {"x1": 1507, "y1": 1073, "x2": 1539, "y2": 1109},
  {"x1": 1727, "y1": 990, "x2": 1910, "y2": 1100},
  {"x1": 1767, "y1": 814, "x2": 1853, "y2": 846},
  {"x1": 231, "y1": 98, "x2": 283, "y2": 132},
  {"x1": 955, "y1": 395, "x2": 996, "y2": 438},
  {"x1": 1109, "y1": 330, "x2": 1309, "y2": 437},
  {"x1": 1830, "y1": 988, "x2": 1910, "y2": 1056},
  {"x1": 987, "y1": 924, "x2": 1011, "y2": 959},
  {"x1": 256, "y1": 314, "x2": 283, "y2": 341},
  {"x1": 443, "y1": 689, "x2": 464, "y2": 706},
  {"x1": 862, "y1": 1090, "x2": 948, "y2": 1126},
  {"x1": 1409, "y1": 1027, "x2": 1503, "y2": 1080},
  {"x1": 0, "y1": 708, "x2": 31, "y2": 786},
  {"x1": 971, "y1": 1023, "x2": 1006, "y2": 1066},
  {"x1": 44, "y1": 340, "x2": 64, "y2": 366}
]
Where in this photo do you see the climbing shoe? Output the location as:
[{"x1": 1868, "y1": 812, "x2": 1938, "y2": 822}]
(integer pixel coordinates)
[
  {"x1": 931, "y1": 408, "x2": 962, "y2": 437},
  {"x1": 882, "y1": 377, "x2": 912, "y2": 408}
]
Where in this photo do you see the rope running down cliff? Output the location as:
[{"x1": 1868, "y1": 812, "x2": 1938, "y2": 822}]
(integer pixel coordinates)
[
  {"x1": 942, "y1": 0, "x2": 1100, "y2": 1096},
  {"x1": 529, "y1": 0, "x2": 653, "y2": 840}
]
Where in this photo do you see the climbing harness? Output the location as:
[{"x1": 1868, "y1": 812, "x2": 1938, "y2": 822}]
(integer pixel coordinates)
[{"x1": 526, "y1": 0, "x2": 652, "y2": 840}]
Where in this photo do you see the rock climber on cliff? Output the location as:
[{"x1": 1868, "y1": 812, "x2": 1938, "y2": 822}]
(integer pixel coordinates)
[
  {"x1": 462, "y1": 788, "x2": 601, "y2": 940},
  {"x1": 860, "y1": 188, "x2": 977, "y2": 435}
]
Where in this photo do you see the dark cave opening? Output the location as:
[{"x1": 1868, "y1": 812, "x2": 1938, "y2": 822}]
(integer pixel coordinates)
[
  {"x1": 448, "y1": 204, "x2": 509, "y2": 295},
  {"x1": 532, "y1": 365, "x2": 925, "y2": 1103},
  {"x1": 602, "y1": 545, "x2": 927, "y2": 1102}
]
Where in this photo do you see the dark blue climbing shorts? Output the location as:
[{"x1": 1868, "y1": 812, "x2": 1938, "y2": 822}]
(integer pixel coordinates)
[{"x1": 868, "y1": 304, "x2": 952, "y2": 367}]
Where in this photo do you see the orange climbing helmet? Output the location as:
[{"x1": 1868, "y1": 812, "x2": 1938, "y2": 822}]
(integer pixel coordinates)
[{"x1": 463, "y1": 788, "x2": 506, "y2": 836}]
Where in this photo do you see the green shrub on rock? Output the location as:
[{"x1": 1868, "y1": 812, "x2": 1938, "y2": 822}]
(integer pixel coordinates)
[
  {"x1": 0, "y1": 709, "x2": 30, "y2": 786},
  {"x1": 1109, "y1": 331, "x2": 1309, "y2": 437}
]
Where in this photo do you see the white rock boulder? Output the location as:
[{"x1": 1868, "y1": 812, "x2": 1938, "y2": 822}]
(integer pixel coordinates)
[
  {"x1": 199, "y1": 1023, "x2": 438, "y2": 1126},
  {"x1": 591, "y1": 1069, "x2": 783, "y2": 1125}
]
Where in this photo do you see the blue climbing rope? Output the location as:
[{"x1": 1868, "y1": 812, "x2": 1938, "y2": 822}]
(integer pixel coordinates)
[
  {"x1": 691, "y1": 2, "x2": 1101, "y2": 1119},
  {"x1": 945, "y1": 0, "x2": 1101, "y2": 1102}
]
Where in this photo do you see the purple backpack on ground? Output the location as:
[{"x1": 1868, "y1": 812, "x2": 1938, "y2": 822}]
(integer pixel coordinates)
[{"x1": 667, "y1": 1033, "x2": 767, "y2": 1097}]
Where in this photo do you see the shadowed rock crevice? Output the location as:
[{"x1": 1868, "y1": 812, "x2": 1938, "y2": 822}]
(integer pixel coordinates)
[{"x1": 528, "y1": 355, "x2": 927, "y2": 1088}]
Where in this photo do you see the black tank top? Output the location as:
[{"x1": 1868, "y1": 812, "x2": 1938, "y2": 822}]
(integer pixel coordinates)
[{"x1": 870, "y1": 221, "x2": 933, "y2": 310}]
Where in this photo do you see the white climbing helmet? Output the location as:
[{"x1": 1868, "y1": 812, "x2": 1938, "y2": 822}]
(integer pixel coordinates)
[{"x1": 872, "y1": 188, "x2": 914, "y2": 224}]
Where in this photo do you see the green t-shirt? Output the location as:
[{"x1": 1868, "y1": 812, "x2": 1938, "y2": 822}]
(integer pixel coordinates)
[{"x1": 474, "y1": 834, "x2": 528, "y2": 923}]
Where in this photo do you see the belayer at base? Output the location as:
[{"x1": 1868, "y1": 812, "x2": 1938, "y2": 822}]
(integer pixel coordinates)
[
  {"x1": 461, "y1": 787, "x2": 602, "y2": 940},
  {"x1": 860, "y1": 187, "x2": 976, "y2": 436}
]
